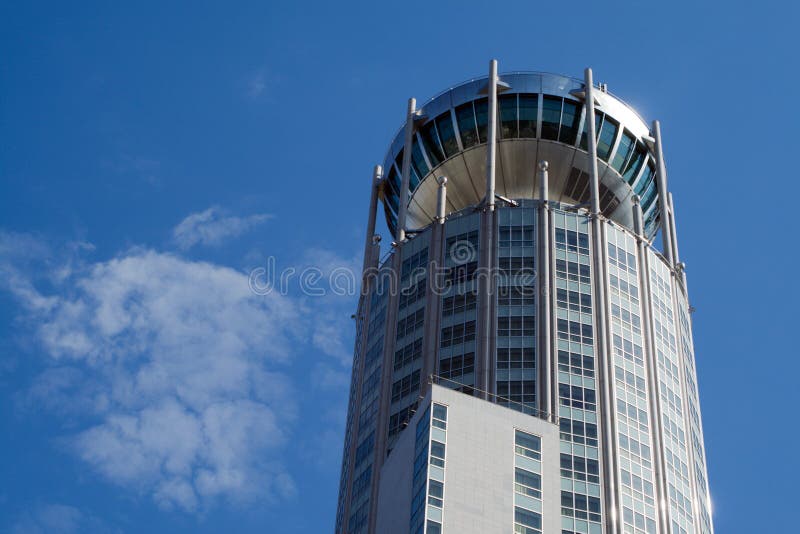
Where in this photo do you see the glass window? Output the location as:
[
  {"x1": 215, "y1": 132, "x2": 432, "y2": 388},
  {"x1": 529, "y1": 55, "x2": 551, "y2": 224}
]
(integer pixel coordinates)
[
  {"x1": 456, "y1": 102, "x2": 479, "y2": 148},
  {"x1": 411, "y1": 138, "x2": 429, "y2": 180},
  {"x1": 474, "y1": 97, "x2": 489, "y2": 143},
  {"x1": 426, "y1": 521, "x2": 442, "y2": 534},
  {"x1": 519, "y1": 94, "x2": 538, "y2": 138},
  {"x1": 420, "y1": 121, "x2": 444, "y2": 166},
  {"x1": 435, "y1": 112, "x2": 459, "y2": 157},
  {"x1": 579, "y1": 112, "x2": 603, "y2": 151},
  {"x1": 432, "y1": 404, "x2": 448, "y2": 422},
  {"x1": 640, "y1": 179, "x2": 658, "y2": 212},
  {"x1": 635, "y1": 162, "x2": 655, "y2": 196},
  {"x1": 515, "y1": 429, "x2": 541, "y2": 460},
  {"x1": 430, "y1": 440, "x2": 446, "y2": 467},
  {"x1": 611, "y1": 130, "x2": 635, "y2": 172},
  {"x1": 541, "y1": 95, "x2": 562, "y2": 140},
  {"x1": 428, "y1": 479, "x2": 444, "y2": 507},
  {"x1": 559, "y1": 100, "x2": 582, "y2": 144},
  {"x1": 514, "y1": 507, "x2": 542, "y2": 534},
  {"x1": 499, "y1": 94, "x2": 518, "y2": 139},
  {"x1": 515, "y1": 467, "x2": 542, "y2": 499},
  {"x1": 623, "y1": 142, "x2": 646, "y2": 184},
  {"x1": 597, "y1": 117, "x2": 619, "y2": 161}
]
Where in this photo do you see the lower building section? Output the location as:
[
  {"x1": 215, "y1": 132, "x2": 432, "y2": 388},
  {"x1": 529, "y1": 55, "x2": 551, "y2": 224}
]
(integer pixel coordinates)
[{"x1": 376, "y1": 384, "x2": 561, "y2": 534}]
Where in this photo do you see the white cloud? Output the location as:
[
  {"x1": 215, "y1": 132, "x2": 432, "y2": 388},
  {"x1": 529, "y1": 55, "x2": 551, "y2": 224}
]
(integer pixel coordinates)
[
  {"x1": 1, "y1": 230, "x2": 359, "y2": 513},
  {"x1": 5, "y1": 245, "x2": 300, "y2": 511},
  {"x1": 9, "y1": 503, "x2": 116, "y2": 534},
  {"x1": 172, "y1": 207, "x2": 272, "y2": 250}
]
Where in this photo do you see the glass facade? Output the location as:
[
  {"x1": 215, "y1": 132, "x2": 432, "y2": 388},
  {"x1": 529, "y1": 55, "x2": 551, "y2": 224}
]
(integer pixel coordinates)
[{"x1": 338, "y1": 71, "x2": 712, "y2": 534}]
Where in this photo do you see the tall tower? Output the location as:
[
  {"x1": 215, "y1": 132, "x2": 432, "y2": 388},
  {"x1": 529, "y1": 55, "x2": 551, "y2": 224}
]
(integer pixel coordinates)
[{"x1": 335, "y1": 62, "x2": 713, "y2": 534}]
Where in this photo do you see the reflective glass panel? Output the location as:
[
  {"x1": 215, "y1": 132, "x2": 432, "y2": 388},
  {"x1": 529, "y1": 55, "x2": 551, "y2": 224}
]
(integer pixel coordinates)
[
  {"x1": 541, "y1": 95, "x2": 562, "y2": 140},
  {"x1": 559, "y1": 100, "x2": 582, "y2": 144},
  {"x1": 499, "y1": 94, "x2": 518, "y2": 139},
  {"x1": 519, "y1": 94, "x2": 538, "y2": 138},
  {"x1": 456, "y1": 102, "x2": 479, "y2": 148},
  {"x1": 435, "y1": 112, "x2": 460, "y2": 157}
]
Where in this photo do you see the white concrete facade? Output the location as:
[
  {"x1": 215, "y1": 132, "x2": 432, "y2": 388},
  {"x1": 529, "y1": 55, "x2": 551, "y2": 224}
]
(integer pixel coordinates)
[{"x1": 377, "y1": 385, "x2": 561, "y2": 534}]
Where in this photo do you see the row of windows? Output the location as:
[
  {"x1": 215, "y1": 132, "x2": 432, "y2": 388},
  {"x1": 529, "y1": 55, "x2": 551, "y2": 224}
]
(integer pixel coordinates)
[
  {"x1": 556, "y1": 288, "x2": 591, "y2": 314},
  {"x1": 498, "y1": 380, "x2": 536, "y2": 406},
  {"x1": 557, "y1": 319, "x2": 593, "y2": 344},
  {"x1": 391, "y1": 370, "x2": 421, "y2": 403},
  {"x1": 559, "y1": 418, "x2": 599, "y2": 447},
  {"x1": 442, "y1": 291, "x2": 477, "y2": 316},
  {"x1": 399, "y1": 278, "x2": 426, "y2": 310},
  {"x1": 555, "y1": 228, "x2": 590, "y2": 255},
  {"x1": 401, "y1": 249, "x2": 428, "y2": 280},
  {"x1": 498, "y1": 286, "x2": 536, "y2": 307},
  {"x1": 559, "y1": 383, "x2": 597, "y2": 411},
  {"x1": 499, "y1": 224, "x2": 534, "y2": 247},
  {"x1": 556, "y1": 259, "x2": 591, "y2": 284},
  {"x1": 497, "y1": 347, "x2": 535, "y2": 369},
  {"x1": 439, "y1": 353, "x2": 474, "y2": 380},
  {"x1": 394, "y1": 338, "x2": 423, "y2": 371},
  {"x1": 560, "y1": 453, "x2": 600, "y2": 484},
  {"x1": 396, "y1": 308, "x2": 425, "y2": 340},
  {"x1": 498, "y1": 315, "x2": 536, "y2": 337},
  {"x1": 558, "y1": 349, "x2": 595, "y2": 378},
  {"x1": 561, "y1": 490, "x2": 601, "y2": 523},
  {"x1": 440, "y1": 320, "x2": 476, "y2": 347}
]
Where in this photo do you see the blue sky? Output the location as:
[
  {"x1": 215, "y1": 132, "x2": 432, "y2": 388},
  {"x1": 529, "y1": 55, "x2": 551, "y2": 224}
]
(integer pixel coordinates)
[{"x1": 0, "y1": 1, "x2": 797, "y2": 532}]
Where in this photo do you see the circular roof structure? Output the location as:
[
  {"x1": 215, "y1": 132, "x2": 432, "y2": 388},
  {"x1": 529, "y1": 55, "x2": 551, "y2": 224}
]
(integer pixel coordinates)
[{"x1": 380, "y1": 72, "x2": 662, "y2": 238}]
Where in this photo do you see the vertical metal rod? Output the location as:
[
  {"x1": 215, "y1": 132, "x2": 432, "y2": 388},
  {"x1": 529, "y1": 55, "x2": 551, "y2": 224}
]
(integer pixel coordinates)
[
  {"x1": 633, "y1": 197, "x2": 671, "y2": 534},
  {"x1": 397, "y1": 97, "x2": 417, "y2": 242},
  {"x1": 362, "y1": 165, "x2": 382, "y2": 275},
  {"x1": 537, "y1": 161, "x2": 552, "y2": 418},
  {"x1": 586, "y1": 66, "x2": 620, "y2": 533},
  {"x1": 667, "y1": 193, "x2": 679, "y2": 264},
  {"x1": 632, "y1": 195, "x2": 644, "y2": 237},
  {"x1": 585, "y1": 68, "x2": 601, "y2": 216},
  {"x1": 436, "y1": 176, "x2": 448, "y2": 224},
  {"x1": 652, "y1": 120, "x2": 674, "y2": 265},
  {"x1": 485, "y1": 59, "x2": 498, "y2": 211}
]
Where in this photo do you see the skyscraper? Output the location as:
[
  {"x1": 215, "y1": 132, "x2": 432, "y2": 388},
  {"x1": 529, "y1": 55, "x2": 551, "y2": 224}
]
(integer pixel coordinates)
[{"x1": 335, "y1": 61, "x2": 713, "y2": 534}]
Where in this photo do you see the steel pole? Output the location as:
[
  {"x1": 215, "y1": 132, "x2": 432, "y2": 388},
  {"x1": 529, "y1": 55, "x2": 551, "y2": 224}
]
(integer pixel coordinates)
[
  {"x1": 652, "y1": 120, "x2": 674, "y2": 265},
  {"x1": 397, "y1": 97, "x2": 416, "y2": 242},
  {"x1": 486, "y1": 59, "x2": 498, "y2": 211},
  {"x1": 436, "y1": 176, "x2": 448, "y2": 224},
  {"x1": 362, "y1": 165, "x2": 382, "y2": 275},
  {"x1": 537, "y1": 161, "x2": 552, "y2": 419}
]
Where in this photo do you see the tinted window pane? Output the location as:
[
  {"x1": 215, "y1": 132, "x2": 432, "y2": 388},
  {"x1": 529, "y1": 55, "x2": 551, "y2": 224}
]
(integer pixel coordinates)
[
  {"x1": 611, "y1": 131, "x2": 635, "y2": 172},
  {"x1": 474, "y1": 98, "x2": 489, "y2": 143},
  {"x1": 623, "y1": 142, "x2": 647, "y2": 184},
  {"x1": 519, "y1": 94, "x2": 538, "y2": 138},
  {"x1": 499, "y1": 94, "x2": 518, "y2": 139},
  {"x1": 411, "y1": 138, "x2": 429, "y2": 179},
  {"x1": 640, "y1": 179, "x2": 658, "y2": 212},
  {"x1": 635, "y1": 163, "x2": 655, "y2": 196},
  {"x1": 559, "y1": 100, "x2": 582, "y2": 144},
  {"x1": 435, "y1": 112, "x2": 459, "y2": 157},
  {"x1": 420, "y1": 121, "x2": 444, "y2": 166},
  {"x1": 580, "y1": 112, "x2": 603, "y2": 150},
  {"x1": 597, "y1": 117, "x2": 619, "y2": 161},
  {"x1": 456, "y1": 102, "x2": 479, "y2": 148},
  {"x1": 541, "y1": 95, "x2": 562, "y2": 140}
]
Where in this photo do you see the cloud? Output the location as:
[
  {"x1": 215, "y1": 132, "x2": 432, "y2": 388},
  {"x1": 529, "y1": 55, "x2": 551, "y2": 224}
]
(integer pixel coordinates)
[
  {"x1": 1, "y1": 230, "x2": 361, "y2": 513},
  {"x1": 4, "y1": 244, "x2": 300, "y2": 511},
  {"x1": 9, "y1": 503, "x2": 116, "y2": 534},
  {"x1": 172, "y1": 207, "x2": 272, "y2": 250}
]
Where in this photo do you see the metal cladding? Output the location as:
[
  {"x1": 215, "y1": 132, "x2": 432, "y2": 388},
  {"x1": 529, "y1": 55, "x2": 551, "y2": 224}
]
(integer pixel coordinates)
[{"x1": 379, "y1": 71, "x2": 662, "y2": 239}]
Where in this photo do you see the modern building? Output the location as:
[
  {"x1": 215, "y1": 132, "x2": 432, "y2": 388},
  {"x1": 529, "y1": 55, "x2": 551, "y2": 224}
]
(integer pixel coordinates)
[{"x1": 335, "y1": 61, "x2": 713, "y2": 534}]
